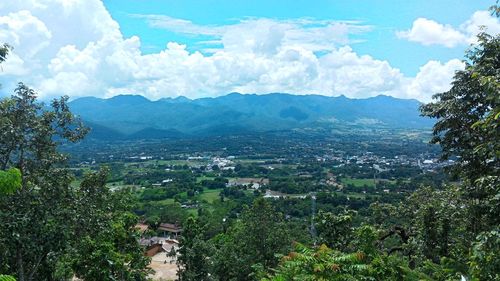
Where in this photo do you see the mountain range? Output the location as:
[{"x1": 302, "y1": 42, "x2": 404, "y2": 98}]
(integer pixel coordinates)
[{"x1": 68, "y1": 93, "x2": 433, "y2": 140}]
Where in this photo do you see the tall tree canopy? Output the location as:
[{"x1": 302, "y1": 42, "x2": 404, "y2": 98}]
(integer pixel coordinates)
[
  {"x1": 0, "y1": 84, "x2": 149, "y2": 280},
  {"x1": 420, "y1": 30, "x2": 499, "y2": 232},
  {"x1": 420, "y1": 12, "x2": 499, "y2": 280}
]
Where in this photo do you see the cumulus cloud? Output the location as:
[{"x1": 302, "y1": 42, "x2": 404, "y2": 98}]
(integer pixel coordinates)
[
  {"x1": 396, "y1": 18, "x2": 467, "y2": 47},
  {"x1": 0, "y1": 10, "x2": 52, "y2": 58},
  {"x1": 406, "y1": 59, "x2": 465, "y2": 101},
  {"x1": 0, "y1": 0, "x2": 464, "y2": 102},
  {"x1": 397, "y1": 10, "x2": 500, "y2": 47},
  {"x1": 462, "y1": 10, "x2": 500, "y2": 41},
  {"x1": 136, "y1": 15, "x2": 371, "y2": 53}
]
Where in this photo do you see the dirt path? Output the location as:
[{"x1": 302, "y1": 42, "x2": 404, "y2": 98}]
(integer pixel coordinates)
[{"x1": 149, "y1": 252, "x2": 178, "y2": 281}]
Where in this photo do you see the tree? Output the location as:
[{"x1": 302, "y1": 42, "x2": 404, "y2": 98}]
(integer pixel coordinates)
[
  {"x1": 420, "y1": 29, "x2": 499, "y2": 234},
  {"x1": 0, "y1": 45, "x2": 18, "y2": 281},
  {"x1": 0, "y1": 43, "x2": 11, "y2": 90},
  {"x1": 315, "y1": 209, "x2": 355, "y2": 251},
  {"x1": 352, "y1": 225, "x2": 378, "y2": 258},
  {"x1": 421, "y1": 206, "x2": 439, "y2": 263},
  {"x1": 55, "y1": 169, "x2": 151, "y2": 281},
  {"x1": 469, "y1": 229, "x2": 500, "y2": 281},
  {"x1": 212, "y1": 198, "x2": 291, "y2": 281},
  {"x1": 0, "y1": 84, "x2": 88, "y2": 280},
  {"x1": 420, "y1": 16, "x2": 499, "y2": 279},
  {"x1": 0, "y1": 168, "x2": 20, "y2": 281},
  {"x1": 0, "y1": 44, "x2": 10, "y2": 68},
  {"x1": 177, "y1": 217, "x2": 212, "y2": 281},
  {"x1": 398, "y1": 186, "x2": 469, "y2": 271},
  {"x1": 242, "y1": 198, "x2": 291, "y2": 269},
  {"x1": 0, "y1": 85, "x2": 149, "y2": 280}
]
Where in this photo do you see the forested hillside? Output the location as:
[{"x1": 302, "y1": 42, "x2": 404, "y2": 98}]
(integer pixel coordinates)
[{"x1": 68, "y1": 93, "x2": 432, "y2": 139}]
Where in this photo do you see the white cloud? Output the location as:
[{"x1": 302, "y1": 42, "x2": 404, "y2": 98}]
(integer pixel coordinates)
[
  {"x1": 135, "y1": 14, "x2": 226, "y2": 37},
  {"x1": 462, "y1": 10, "x2": 500, "y2": 43},
  {"x1": 0, "y1": 10, "x2": 52, "y2": 58},
  {"x1": 396, "y1": 18, "x2": 467, "y2": 47},
  {"x1": 406, "y1": 59, "x2": 464, "y2": 101},
  {"x1": 397, "y1": 11, "x2": 500, "y2": 47},
  {"x1": 137, "y1": 15, "x2": 371, "y2": 53},
  {"x1": 0, "y1": 0, "x2": 464, "y2": 102}
]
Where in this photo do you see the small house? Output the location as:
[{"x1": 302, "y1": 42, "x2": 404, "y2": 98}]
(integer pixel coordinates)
[{"x1": 158, "y1": 223, "x2": 183, "y2": 238}]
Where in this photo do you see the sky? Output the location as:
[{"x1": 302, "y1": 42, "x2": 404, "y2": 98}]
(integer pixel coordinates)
[{"x1": 0, "y1": 0, "x2": 498, "y2": 102}]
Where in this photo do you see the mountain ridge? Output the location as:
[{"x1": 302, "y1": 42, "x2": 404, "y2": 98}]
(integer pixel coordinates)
[{"x1": 69, "y1": 92, "x2": 432, "y2": 140}]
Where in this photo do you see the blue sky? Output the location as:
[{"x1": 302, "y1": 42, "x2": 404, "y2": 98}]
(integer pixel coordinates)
[
  {"x1": 0, "y1": 0, "x2": 499, "y2": 101},
  {"x1": 104, "y1": 0, "x2": 492, "y2": 76}
]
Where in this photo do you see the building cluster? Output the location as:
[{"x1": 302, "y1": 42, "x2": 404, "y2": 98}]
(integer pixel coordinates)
[
  {"x1": 208, "y1": 156, "x2": 236, "y2": 171},
  {"x1": 316, "y1": 150, "x2": 446, "y2": 172},
  {"x1": 227, "y1": 178, "x2": 269, "y2": 189},
  {"x1": 136, "y1": 223, "x2": 183, "y2": 257}
]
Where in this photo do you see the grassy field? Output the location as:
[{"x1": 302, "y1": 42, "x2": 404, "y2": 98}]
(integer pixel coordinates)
[
  {"x1": 196, "y1": 176, "x2": 237, "y2": 183},
  {"x1": 340, "y1": 177, "x2": 376, "y2": 188},
  {"x1": 196, "y1": 176, "x2": 216, "y2": 183},
  {"x1": 198, "y1": 188, "x2": 222, "y2": 203}
]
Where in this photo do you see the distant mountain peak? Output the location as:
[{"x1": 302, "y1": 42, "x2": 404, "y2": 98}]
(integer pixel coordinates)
[
  {"x1": 69, "y1": 92, "x2": 433, "y2": 140},
  {"x1": 109, "y1": 94, "x2": 150, "y2": 101},
  {"x1": 160, "y1": 96, "x2": 192, "y2": 103}
]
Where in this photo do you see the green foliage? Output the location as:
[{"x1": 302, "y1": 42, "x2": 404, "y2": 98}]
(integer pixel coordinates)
[
  {"x1": 140, "y1": 200, "x2": 189, "y2": 225},
  {"x1": 0, "y1": 168, "x2": 21, "y2": 195},
  {"x1": 420, "y1": 16, "x2": 499, "y2": 279},
  {"x1": 491, "y1": 2, "x2": 500, "y2": 17},
  {"x1": 0, "y1": 43, "x2": 10, "y2": 65},
  {"x1": 56, "y1": 169, "x2": 151, "y2": 281},
  {"x1": 469, "y1": 229, "x2": 500, "y2": 281},
  {"x1": 315, "y1": 209, "x2": 355, "y2": 251},
  {"x1": 420, "y1": 30, "x2": 500, "y2": 232},
  {"x1": 368, "y1": 202, "x2": 399, "y2": 228},
  {"x1": 419, "y1": 258, "x2": 466, "y2": 281},
  {"x1": 262, "y1": 243, "x2": 369, "y2": 281},
  {"x1": 211, "y1": 198, "x2": 292, "y2": 281},
  {"x1": 201, "y1": 177, "x2": 228, "y2": 189},
  {"x1": 177, "y1": 217, "x2": 213, "y2": 281},
  {"x1": 353, "y1": 225, "x2": 378, "y2": 258},
  {"x1": 398, "y1": 185, "x2": 471, "y2": 271},
  {"x1": 368, "y1": 254, "x2": 428, "y2": 281},
  {"x1": 0, "y1": 275, "x2": 15, "y2": 281},
  {"x1": 0, "y1": 43, "x2": 10, "y2": 89},
  {"x1": 262, "y1": 243, "x2": 428, "y2": 281},
  {"x1": 0, "y1": 86, "x2": 148, "y2": 280},
  {"x1": 0, "y1": 84, "x2": 90, "y2": 280}
]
